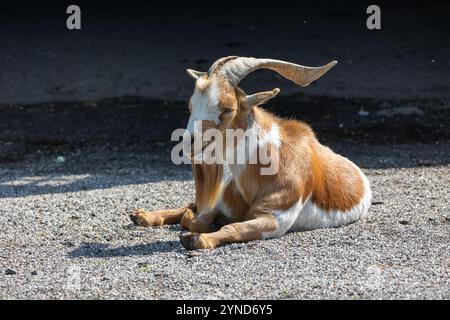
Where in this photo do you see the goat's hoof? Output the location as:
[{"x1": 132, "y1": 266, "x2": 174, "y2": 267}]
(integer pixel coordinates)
[
  {"x1": 180, "y1": 210, "x2": 195, "y2": 230},
  {"x1": 129, "y1": 209, "x2": 162, "y2": 227},
  {"x1": 179, "y1": 232, "x2": 212, "y2": 250}
]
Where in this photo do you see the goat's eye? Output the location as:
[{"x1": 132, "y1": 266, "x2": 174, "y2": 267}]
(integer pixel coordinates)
[{"x1": 221, "y1": 109, "x2": 233, "y2": 115}]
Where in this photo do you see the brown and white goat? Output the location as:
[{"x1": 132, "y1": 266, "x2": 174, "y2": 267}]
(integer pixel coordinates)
[{"x1": 130, "y1": 56, "x2": 372, "y2": 250}]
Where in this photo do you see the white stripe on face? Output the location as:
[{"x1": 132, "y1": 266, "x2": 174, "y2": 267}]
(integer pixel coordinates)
[{"x1": 186, "y1": 79, "x2": 221, "y2": 136}]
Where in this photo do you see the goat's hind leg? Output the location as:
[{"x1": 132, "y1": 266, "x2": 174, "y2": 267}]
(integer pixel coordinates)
[
  {"x1": 179, "y1": 214, "x2": 277, "y2": 250},
  {"x1": 130, "y1": 203, "x2": 195, "y2": 227}
]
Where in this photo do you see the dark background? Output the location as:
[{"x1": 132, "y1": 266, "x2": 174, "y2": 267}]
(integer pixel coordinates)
[
  {"x1": 0, "y1": 0, "x2": 449, "y2": 102},
  {"x1": 0, "y1": 0, "x2": 449, "y2": 163}
]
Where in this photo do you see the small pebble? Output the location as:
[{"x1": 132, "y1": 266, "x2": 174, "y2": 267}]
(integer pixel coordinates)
[
  {"x1": 55, "y1": 156, "x2": 66, "y2": 164},
  {"x1": 5, "y1": 269, "x2": 17, "y2": 275}
]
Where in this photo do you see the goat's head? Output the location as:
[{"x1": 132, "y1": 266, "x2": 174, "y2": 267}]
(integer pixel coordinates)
[{"x1": 185, "y1": 56, "x2": 337, "y2": 155}]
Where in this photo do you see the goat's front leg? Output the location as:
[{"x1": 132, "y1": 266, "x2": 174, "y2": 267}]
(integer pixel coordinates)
[
  {"x1": 130, "y1": 203, "x2": 195, "y2": 227},
  {"x1": 180, "y1": 208, "x2": 219, "y2": 233},
  {"x1": 179, "y1": 213, "x2": 278, "y2": 250}
]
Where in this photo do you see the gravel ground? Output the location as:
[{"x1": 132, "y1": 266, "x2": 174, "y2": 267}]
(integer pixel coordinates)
[{"x1": 0, "y1": 142, "x2": 449, "y2": 300}]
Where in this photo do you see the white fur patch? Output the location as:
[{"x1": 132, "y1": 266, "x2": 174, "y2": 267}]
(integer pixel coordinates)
[
  {"x1": 215, "y1": 165, "x2": 234, "y2": 219},
  {"x1": 262, "y1": 199, "x2": 304, "y2": 239},
  {"x1": 258, "y1": 123, "x2": 281, "y2": 149},
  {"x1": 186, "y1": 80, "x2": 221, "y2": 135},
  {"x1": 228, "y1": 163, "x2": 246, "y2": 197}
]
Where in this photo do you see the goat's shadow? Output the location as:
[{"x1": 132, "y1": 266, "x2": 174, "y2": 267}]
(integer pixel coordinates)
[{"x1": 67, "y1": 237, "x2": 184, "y2": 259}]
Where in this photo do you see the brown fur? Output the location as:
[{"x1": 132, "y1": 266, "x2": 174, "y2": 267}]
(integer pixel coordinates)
[{"x1": 192, "y1": 163, "x2": 223, "y2": 212}]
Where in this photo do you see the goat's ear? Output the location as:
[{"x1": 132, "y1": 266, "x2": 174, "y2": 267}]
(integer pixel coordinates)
[
  {"x1": 186, "y1": 69, "x2": 207, "y2": 80},
  {"x1": 245, "y1": 88, "x2": 280, "y2": 107}
]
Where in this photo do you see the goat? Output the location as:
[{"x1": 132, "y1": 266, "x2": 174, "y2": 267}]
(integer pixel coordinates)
[{"x1": 130, "y1": 56, "x2": 372, "y2": 250}]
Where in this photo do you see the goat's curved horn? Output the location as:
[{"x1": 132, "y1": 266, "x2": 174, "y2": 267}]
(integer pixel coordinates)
[{"x1": 215, "y1": 57, "x2": 337, "y2": 87}]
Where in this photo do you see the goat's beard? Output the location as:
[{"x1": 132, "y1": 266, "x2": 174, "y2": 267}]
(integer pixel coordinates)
[{"x1": 192, "y1": 162, "x2": 224, "y2": 213}]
